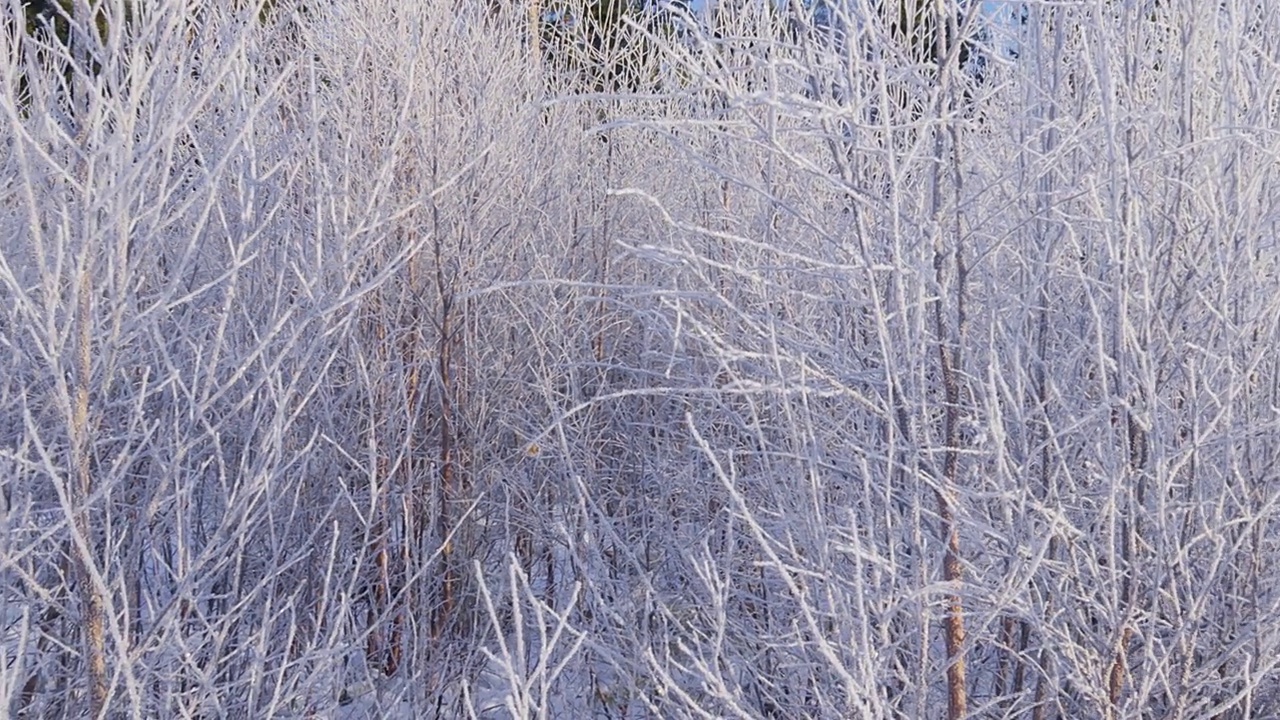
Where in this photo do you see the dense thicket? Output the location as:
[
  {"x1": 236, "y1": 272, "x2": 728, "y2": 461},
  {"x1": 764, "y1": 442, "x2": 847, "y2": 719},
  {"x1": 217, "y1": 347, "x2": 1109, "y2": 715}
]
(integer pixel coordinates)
[{"x1": 3, "y1": 0, "x2": 1280, "y2": 718}]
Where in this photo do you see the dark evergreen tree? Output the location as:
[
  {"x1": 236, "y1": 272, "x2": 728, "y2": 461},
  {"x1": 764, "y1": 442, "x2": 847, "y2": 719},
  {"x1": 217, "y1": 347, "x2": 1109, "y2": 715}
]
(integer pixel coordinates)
[{"x1": 541, "y1": 0, "x2": 673, "y2": 92}]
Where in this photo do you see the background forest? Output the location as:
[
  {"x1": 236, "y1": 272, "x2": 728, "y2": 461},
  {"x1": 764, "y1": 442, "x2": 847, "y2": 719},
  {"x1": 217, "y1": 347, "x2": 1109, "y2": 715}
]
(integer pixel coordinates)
[{"x1": 3, "y1": 0, "x2": 1280, "y2": 717}]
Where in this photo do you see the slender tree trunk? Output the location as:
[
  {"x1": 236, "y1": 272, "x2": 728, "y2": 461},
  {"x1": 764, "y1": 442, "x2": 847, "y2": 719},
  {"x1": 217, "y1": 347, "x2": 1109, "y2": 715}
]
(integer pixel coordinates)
[
  {"x1": 68, "y1": 49, "x2": 108, "y2": 703},
  {"x1": 433, "y1": 235, "x2": 458, "y2": 639},
  {"x1": 935, "y1": 327, "x2": 968, "y2": 720},
  {"x1": 529, "y1": 0, "x2": 542, "y2": 67},
  {"x1": 74, "y1": 263, "x2": 108, "y2": 716},
  {"x1": 931, "y1": 4, "x2": 967, "y2": 713}
]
